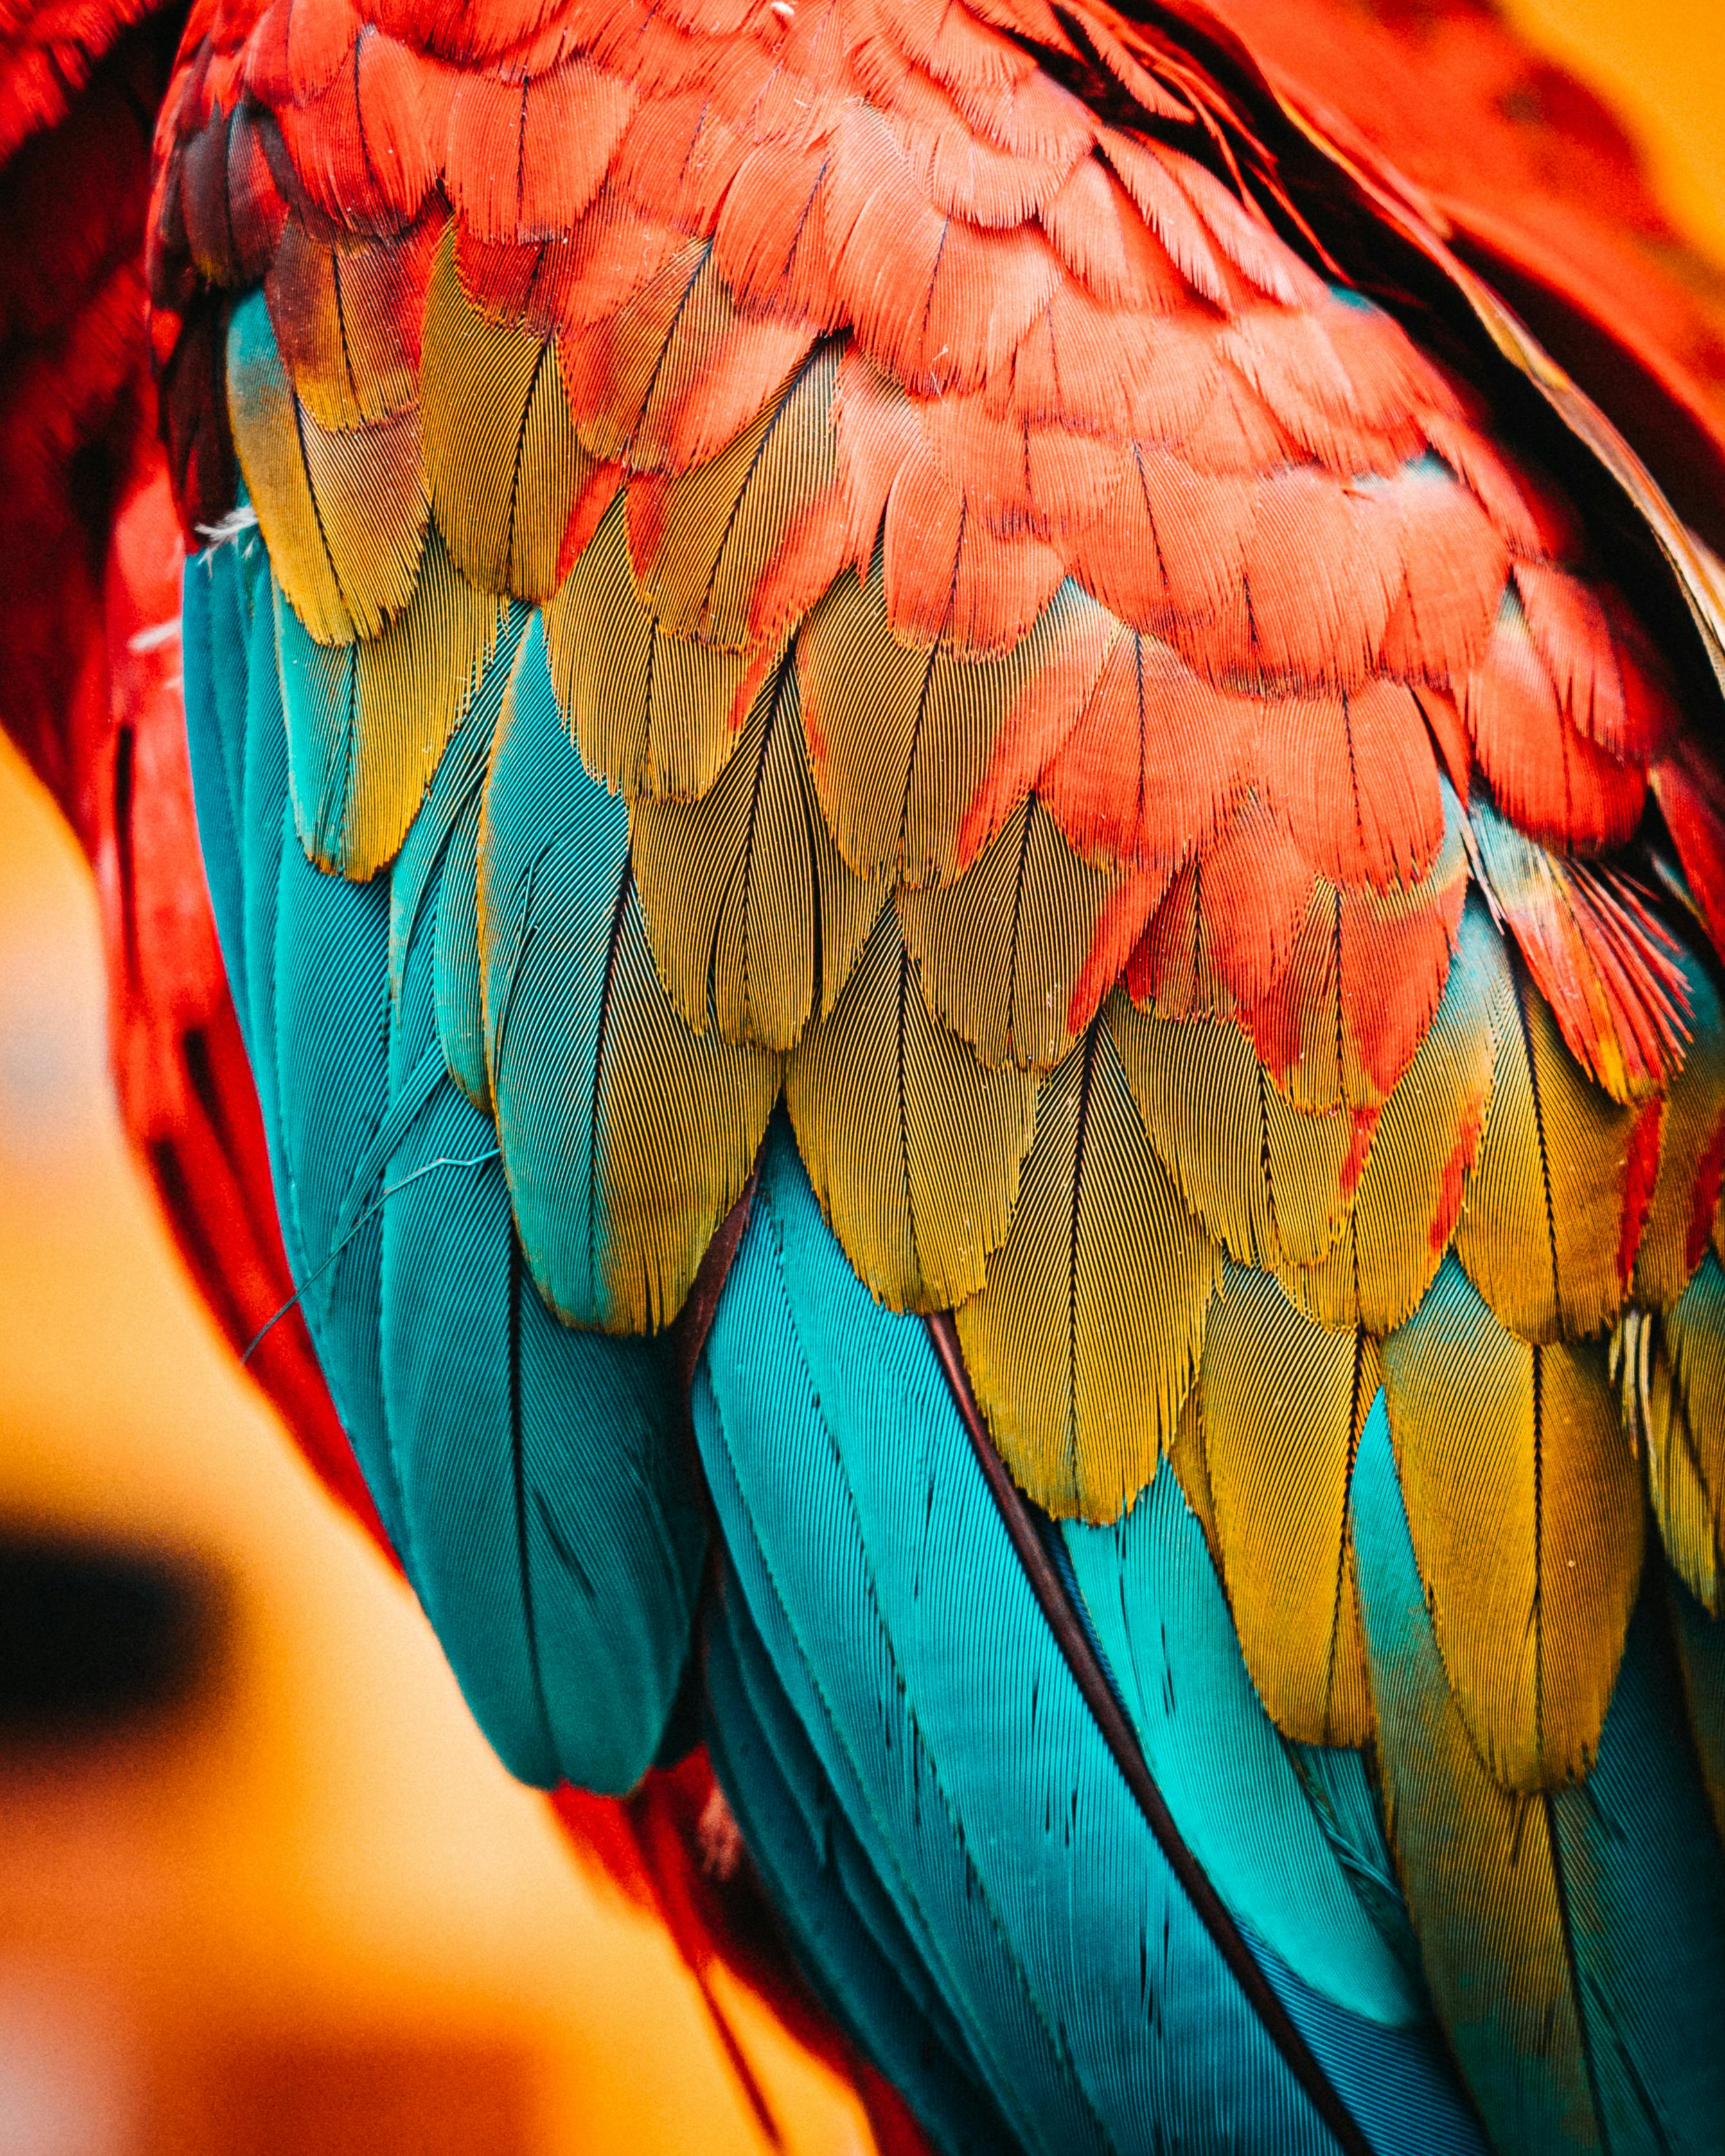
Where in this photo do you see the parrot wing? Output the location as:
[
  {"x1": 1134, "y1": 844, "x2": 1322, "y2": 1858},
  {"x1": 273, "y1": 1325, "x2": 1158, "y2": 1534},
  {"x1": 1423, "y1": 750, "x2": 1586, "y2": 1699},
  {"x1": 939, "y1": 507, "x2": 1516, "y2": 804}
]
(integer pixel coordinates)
[{"x1": 123, "y1": 0, "x2": 1725, "y2": 2144}]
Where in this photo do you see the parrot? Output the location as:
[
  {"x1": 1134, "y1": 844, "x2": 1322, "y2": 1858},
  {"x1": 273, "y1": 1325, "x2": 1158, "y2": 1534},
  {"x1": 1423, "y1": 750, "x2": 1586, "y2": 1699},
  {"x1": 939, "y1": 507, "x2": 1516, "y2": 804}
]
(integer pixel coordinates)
[{"x1": 8, "y1": 0, "x2": 1725, "y2": 2150}]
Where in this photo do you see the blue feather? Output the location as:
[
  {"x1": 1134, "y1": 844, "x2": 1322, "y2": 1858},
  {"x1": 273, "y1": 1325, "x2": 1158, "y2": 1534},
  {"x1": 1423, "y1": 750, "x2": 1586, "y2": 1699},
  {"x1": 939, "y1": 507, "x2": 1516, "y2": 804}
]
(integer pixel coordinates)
[
  {"x1": 478, "y1": 615, "x2": 631, "y2": 1329},
  {"x1": 180, "y1": 543, "x2": 707, "y2": 1794},
  {"x1": 698, "y1": 1114, "x2": 1351, "y2": 2156},
  {"x1": 1061, "y1": 1473, "x2": 1419, "y2": 2028},
  {"x1": 1057, "y1": 1483, "x2": 1485, "y2": 2154},
  {"x1": 181, "y1": 540, "x2": 252, "y2": 1029},
  {"x1": 705, "y1": 1578, "x2": 1016, "y2": 2156}
]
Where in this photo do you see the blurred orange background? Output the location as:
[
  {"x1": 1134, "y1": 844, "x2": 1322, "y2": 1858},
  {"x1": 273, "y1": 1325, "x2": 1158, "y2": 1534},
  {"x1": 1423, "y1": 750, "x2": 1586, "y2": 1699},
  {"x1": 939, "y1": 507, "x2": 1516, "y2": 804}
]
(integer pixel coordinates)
[{"x1": 1, "y1": 6, "x2": 1722, "y2": 2153}]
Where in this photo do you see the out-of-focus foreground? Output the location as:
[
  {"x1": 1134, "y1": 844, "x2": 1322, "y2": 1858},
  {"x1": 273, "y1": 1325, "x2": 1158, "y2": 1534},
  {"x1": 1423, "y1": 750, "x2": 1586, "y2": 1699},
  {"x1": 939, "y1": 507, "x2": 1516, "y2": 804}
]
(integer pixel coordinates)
[{"x1": 0, "y1": 3, "x2": 1722, "y2": 2153}]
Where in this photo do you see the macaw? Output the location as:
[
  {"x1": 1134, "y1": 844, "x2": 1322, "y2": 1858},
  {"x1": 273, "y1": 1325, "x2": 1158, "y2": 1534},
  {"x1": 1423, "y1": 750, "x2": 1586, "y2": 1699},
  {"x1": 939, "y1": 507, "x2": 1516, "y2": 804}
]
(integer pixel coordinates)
[{"x1": 6, "y1": 1, "x2": 1725, "y2": 2150}]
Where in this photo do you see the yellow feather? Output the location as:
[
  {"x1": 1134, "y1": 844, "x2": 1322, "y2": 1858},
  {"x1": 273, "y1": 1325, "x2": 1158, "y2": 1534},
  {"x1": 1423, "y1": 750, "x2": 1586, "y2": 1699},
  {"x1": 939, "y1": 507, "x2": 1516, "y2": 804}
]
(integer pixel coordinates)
[
  {"x1": 799, "y1": 558, "x2": 1102, "y2": 887},
  {"x1": 1645, "y1": 1257, "x2": 1725, "y2": 1613},
  {"x1": 636, "y1": 345, "x2": 840, "y2": 649},
  {"x1": 1455, "y1": 952, "x2": 1636, "y2": 1343},
  {"x1": 632, "y1": 655, "x2": 885, "y2": 1050},
  {"x1": 1382, "y1": 1256, "x2": 1641, "y2": 1790},
  {"x1": 1281, "y1": 894, "x2": 1508, "y2": 1332},
  {"x1": 544, "y1": 493, "x2": 748, "y2": 802},
  {"x1": 955, "y1": 1005, "x2": 1219, "y2": 1522},
  {"x1": 421, "y1": 229, "x2": 590, "y2": 599},
  {"x1": 1636, "y1": 950, "x2": 1725, "y2": 1308},
  {"x1": 784, "y1": 906, "x2": 1039, "y2": 1312},
  {"x1": 280, "y1": 527, "x2": 505, "y2": 879},
  {"x1": 227, "y1": 294, "x2": 426, "y2": 646},
  {"x1": 588, "y1": 874, "x2": 781, "y2": 1333},
  {"x1": 1165, "y1": 1379, "x2": 1220, "y2": 1560},
  {"x1": 898, "y1": 798, "x2": 1116, "y2": 1071},
  {"x1": 1108, "y1": 1000, "x2": 1354, "y2": 1269},
  {"x1": 1198, "y1": 1266, "x2": 1376, "y2": 1747}
]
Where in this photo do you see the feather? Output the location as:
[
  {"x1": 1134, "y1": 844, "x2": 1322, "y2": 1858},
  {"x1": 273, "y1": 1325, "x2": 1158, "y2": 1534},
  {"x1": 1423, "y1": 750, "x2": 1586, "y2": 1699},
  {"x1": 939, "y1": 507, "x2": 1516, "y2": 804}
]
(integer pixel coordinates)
[
  {"x1": 696, "y1": 1116, "x2": 1354, "y2": 2154},
  {"x1": 784, "y1": 904, "x2": 1038, "y2": 1312},
  {"x1": 1236, "y1": 471, "x2": 1404, "y2": 691},
  {"x1": 1281, "y1": 893, "x2": 1507, "y2": 1334},
  {"x1": 1127, "y1": 796, "x2": 1314, "y2": 1023},
  {"x1": 704, "y1": 1575, "x2": 1019, "y2": 2156},
  {"x1": 420, "y1": 227, "x2": 591, "y2": 600},
  {"x1": 1376, "y1": 457, "x2": 1507, "y2": 689},
  {"x1": 380, "y1": 971, "x2": 703, "y2": 1795},
  {"x1": 1652, "y1": 738, "x2": 1725, "y2": 964},
  {"x1": 1108, "y1": 995, "x2": 1355, "y2": 1272},
  {"x1": 263, "y1": 214, "x2": 438, "y2": 430},
  {"x1": 274, "y1": 28, "x2": 447, "y2": 234},
  {"x1": 630, "y1": 651, "x2": 883, "y2": 1051},
  {"x1": 1669, "y1": 1573, "x2": 1725, "y2": 1847},
  {"x1": 434, "y1": 778, "x2": 492, "y2": 1111},
  {"x1": 630, "y1": 341, "x2": 840, "y2": 650},
  {"x1": 479, "y1": 615, "x2": 777, "y2": 1333},
  {"x1": 1462, "y1": 594, "x2": 1647, "y2": 854},
  {"x1": 274, "y1": 527, "x2": 505, "y2": 879},
  {"x1": 1032, "y1": 626, "x2": 1253, "y2": 877},
  {"x1": 1511, "y1": 560, "x2": 1627, "y2": 756},
  {"x1": 443, "y1": 57, "x2": 634, "y2": 246},
  {"x1": 1645, "y1": 1255, "x2": 1725, "y2": 1614},
  {"x1": 384, "y1": 597, "x2": 529, "y2": 1102},
  {"x1": 1257, "y1": 680, "x2": 1444, "y2": 894},
  {"x1": 799, "y1": 551, "x2": 1097, "y2": 888},
  {"x1": 561, "y1": 243, "x2": 820, "y2": 478},
  {"x1": 1468, "y1": 794, "x2": 1688, "y2": 1104},
  {"x1": 954, "y1": 1012, "x2": 1219, "y2": 1521},
  {"x1": 1454, "y1": 937, "x2": 1639, "y2": 1342},
  {"x1": 226, "y1": 288, "x2": 427, "y2": 645},
  {"x1": 883, "y1": 440, "x2": 1066, "y2": 658},
  {"x1": 1191, "y1": 1266, "x2": 1377, "y2": 1748},
  {"x1": 543, "y1": 490, "x2": 749, "y2": 803},
  {"x1": 1381, "y1": 1255, "x2": 1641, "y2": 1790},
  {"x1": 1037, "y1": 152, "x2": 1188, "y2": 311},
  {"x1": 1354, "y1": 1394, "x2": 1725, "y2": 2151},
  {"x1": 1063, "y1": 1463, "x2": 1422, "y2": 2028},
  {"x1": 243, "y1": 0, "x2": 362, "y2": 110},
  {"x1": 188, "y1": 533, "x2": 707, "y2": 1796},
  {"x1": 1632, "y1": 948, "x2": 1725, "y2": 1307},
  {"x1": 1244, "y1": 797, "x2": 1469, "y2": 1113},
  {"x1": 897, "y1": 796, "x2": 1117, "y2": 1070}
]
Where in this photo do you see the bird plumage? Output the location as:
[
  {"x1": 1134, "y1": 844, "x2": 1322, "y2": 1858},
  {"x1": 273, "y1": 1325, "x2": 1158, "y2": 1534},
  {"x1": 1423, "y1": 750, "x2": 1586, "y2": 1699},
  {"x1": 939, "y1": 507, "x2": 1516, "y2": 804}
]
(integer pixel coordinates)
[{"x1": 12, "y1": 0, "x2": 1725, "y2": 2147}]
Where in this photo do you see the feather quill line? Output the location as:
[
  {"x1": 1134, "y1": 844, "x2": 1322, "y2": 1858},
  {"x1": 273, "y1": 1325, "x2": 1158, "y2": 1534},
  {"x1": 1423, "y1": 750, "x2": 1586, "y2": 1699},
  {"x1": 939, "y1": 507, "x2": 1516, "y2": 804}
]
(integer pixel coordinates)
[{"x1": 924, "y1": 1311, "x2": 1375, "y2": 2156}]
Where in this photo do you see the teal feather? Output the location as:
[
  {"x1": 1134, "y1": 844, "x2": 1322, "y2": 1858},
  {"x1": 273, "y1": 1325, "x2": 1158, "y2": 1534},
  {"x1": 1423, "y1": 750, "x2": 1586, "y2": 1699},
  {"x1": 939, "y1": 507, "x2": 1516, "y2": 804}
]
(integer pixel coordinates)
[
  {"x1": 1282, "y1": 1744, "x2": 1423, "y2": 2000},
  {"x1": 1053, "y1": 1495, "x2": 1483, "y2": 2155},
  {"x1": 181, "y1": 539, "x2": 252, "y2": 1030},
  {"x1": 381, "y1": 899, "x2": 703, "y2": 1790},
  {"x1": 697, "y1": 1113, "x2": 1348, "y2": 2156},
  {"x1": 1352, "y1": 1390, "x2": 1725, "y2": 2153},
  {"x1": 479, "y1": 617, "x2": 631, "y2": 1329},
  {"x1": 705, "y1": 1576, "x2": 1014, "y2": 2155},
  {"x1": 180, "y1": 541, "x2": 707, "y2": 1794},
  {"x1": 434, "y1": 783, "x2": 491, "y2": 1109},
  {"x1": 1061, "y1": 1472, "x2": 1420, "y2": 2030}
]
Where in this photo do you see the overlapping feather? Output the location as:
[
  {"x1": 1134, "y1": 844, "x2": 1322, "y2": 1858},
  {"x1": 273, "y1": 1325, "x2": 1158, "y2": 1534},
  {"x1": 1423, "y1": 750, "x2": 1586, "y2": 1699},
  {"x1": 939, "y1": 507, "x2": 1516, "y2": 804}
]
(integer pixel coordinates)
[{"x1": 159, "y1": 0, "x2": 1725, "y2": 2138}]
